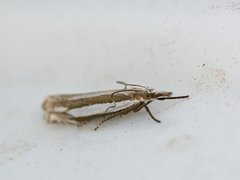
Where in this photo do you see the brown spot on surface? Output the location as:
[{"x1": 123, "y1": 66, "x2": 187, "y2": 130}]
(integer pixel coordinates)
[
  {"x1": 0, "y1": 141, "x2": 36, "y2": 165},
  {"x1": 164, "y1": 134, "x2": 195, "y2": 153},
  {"x1": 195, "y1": 66, "x2": 226, "y2": 93}
]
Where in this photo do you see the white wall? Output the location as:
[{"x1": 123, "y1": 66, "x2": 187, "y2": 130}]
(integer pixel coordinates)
[{"x1": 0, "y1": 0, "x2": 240, "y2": 179}]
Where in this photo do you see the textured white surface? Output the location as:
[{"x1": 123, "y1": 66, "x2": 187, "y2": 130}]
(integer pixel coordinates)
[{"x1": 1, "y1": 0, "x2": 240, "y2": 179}]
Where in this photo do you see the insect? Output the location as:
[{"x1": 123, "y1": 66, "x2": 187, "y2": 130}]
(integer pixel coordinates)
[{"x1": 42, "y1": 81, "x2": 189, "y2": 130}]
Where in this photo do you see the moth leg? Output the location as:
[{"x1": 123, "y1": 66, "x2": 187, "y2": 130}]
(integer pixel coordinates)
[
  {"x1": 116, "y1": 81, "x2": 151, "y2": 90},
  {"x1": 116, "y1": 81, "x2": 128, "y2": 89},
  {"x1": 44, "y1": 112, "x2": 89, "y2": 126},
  {"x1": 94, "y1": 105, "x2": 133, "y2": 130},
  {"x1": 131, "y1": 101, "x2": 160, "y2": 122},
  {"x1": 94, "y1": 112, "x2": 124, "y2": 131},
  {"x1": 132, "y1": 101, "x2": 151, "y2": 112},
  {"x1": 105, "y1": 101, "x2": 117, "y2": 112},
  {"x1": 143, "y1": 104, "x2": 161, "y2": 123},
  {"x1": 106, "y1": 89, "x2": 140, "y2": 112}
]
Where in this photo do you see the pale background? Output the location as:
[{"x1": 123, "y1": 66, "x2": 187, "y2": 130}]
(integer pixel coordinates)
[{"x1": 0, "y1": 0, "x2": 240, "y2": 179}]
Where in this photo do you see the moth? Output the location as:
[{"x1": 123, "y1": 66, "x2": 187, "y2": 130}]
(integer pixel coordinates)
[{"x1": 42, "y1": 81, "x2": 189, "y2": 130}]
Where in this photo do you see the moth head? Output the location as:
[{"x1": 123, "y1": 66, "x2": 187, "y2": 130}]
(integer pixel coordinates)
[{"x1": 144, "y1": 90, "x2": 172, "y2": 100}]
